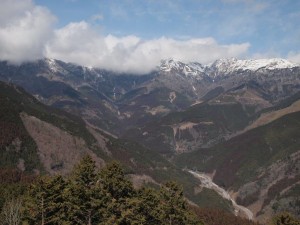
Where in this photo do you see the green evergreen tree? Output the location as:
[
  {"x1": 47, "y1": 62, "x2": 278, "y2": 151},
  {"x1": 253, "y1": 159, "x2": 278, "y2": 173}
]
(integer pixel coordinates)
[
  {"x1": 159, "y1": 181, "x2": 201, "y2": 225},
  {"x1": 67, "y1": 155, "x2": 108, "y2": 225},
  {"x1": 99, "y1": 161, "x2": 134, "y2": 200},
  {"x1": 98, "y1": 161, "x2": 137, "y2": 224},
  {"x1": 21, "y1": 158, "x2": 204, "y2": 225},
  {"x1": 136, "y1": 187, "x2": 163, "y2": 224},
  {"x1": 269, "y1": 212, "x2": 300, "y2": 225},
  {"x1": 24, "y1": 175, "x2": 68, "y2": 225}
]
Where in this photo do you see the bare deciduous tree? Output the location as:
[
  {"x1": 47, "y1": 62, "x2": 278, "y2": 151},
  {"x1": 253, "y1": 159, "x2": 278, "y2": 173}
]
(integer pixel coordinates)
[{"x1": 1, "y1": 198, "x2": 23, "y2": 225}]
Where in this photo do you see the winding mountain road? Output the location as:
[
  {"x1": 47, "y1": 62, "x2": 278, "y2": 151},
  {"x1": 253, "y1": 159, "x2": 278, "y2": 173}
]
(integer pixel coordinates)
[{"x1": 188, "y1": 170, "x2": 254, "y2": 220}]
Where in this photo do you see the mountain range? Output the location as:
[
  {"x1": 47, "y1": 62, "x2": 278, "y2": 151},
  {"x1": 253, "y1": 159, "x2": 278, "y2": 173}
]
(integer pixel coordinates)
[{"x1": 0, "y1": 57, "x2": 299, "y2": 222}]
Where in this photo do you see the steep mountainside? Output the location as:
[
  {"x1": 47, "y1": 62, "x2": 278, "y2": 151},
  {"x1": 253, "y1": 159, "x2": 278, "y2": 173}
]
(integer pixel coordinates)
[
  {"x1": 175, "y1": 107, "x2": 300, "y2": 222},
  {"x1": 0, "y1": 81, "x2": 106, "y2": 175},
  {"x1": 124, "y1": 90, "x2": 256, "y2": 153},
  {"x1": 124, "y1": 90, "x2": 300, "y2": 154},
  {"x1": 0, "y1": 58, "x2": 299, "y2": 141},
  {"x1": 0, "y1": 58, "x2": 299, "y2": 222},
  {"x1": 0, "y1": 81, "x2": 237, "y2": 213}
]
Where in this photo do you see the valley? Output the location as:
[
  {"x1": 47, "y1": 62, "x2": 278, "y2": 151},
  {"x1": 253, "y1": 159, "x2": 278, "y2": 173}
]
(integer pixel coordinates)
[
  {"x1": 2, "y1": 1, "x2": 300, "y2": 223},
  {"x1": 188, "y1": 170, "x2": 253, "y2": 220},
  {"x1": 0, "y1": 57, "x2": 299, "y2": 222}
]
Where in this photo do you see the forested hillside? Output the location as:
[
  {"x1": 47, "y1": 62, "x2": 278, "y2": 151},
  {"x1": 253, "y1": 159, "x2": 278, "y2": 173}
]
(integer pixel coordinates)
[
  {"x1": 175, "y1": 110, "x2": 300, "y2": 221},
  {"x1": 0, "y1": 81, "x2": 248, "y2": 222},
  {"x1": 0, "y1": 156, "x2": 266, "y2": 225},
  {"x1": 2, "y1": 156, "x2": 298, "y2": 225}
]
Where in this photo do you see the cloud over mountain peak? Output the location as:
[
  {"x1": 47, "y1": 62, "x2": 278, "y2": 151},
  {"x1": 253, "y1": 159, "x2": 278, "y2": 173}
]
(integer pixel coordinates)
[
  {"x1": 3, "y1": 0, "x2": 299, "y2": 74},
  {"x1": 0, "y1": 0, "x2": 251, "y2": 74},
  {"x1": 0, "y1": 0, "x2": 56, "y2": 63}
]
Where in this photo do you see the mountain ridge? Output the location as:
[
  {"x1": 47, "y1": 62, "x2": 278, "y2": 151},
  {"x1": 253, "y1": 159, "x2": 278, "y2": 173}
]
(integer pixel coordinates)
[
  {"x1": 160, "y1": 58, "x2": 299, "y2": 78},
  {"x1": 1, "y1": 57, "x2": 299, "y2": 146},
  {"x1": 0, "y1": 57, "x2": 299, "y2": 221}
]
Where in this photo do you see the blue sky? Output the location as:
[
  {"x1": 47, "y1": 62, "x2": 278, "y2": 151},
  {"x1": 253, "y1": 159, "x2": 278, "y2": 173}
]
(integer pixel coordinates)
[
  {"x1": 1, "y1": 0, "x2": 300, "y2": 73},
  {"x1": 35, "y1": 0, "x2": 300, "y2": 56}
]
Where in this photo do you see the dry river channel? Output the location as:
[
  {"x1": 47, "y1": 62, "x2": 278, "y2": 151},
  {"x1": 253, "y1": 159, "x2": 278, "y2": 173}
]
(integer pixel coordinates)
[{"x1": 188, "y1": 170, "x2": 254, "y2": 220}]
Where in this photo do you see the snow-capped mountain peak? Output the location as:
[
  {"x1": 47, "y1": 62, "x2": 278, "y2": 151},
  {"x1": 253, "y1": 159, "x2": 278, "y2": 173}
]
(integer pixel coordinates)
[
  {"x1": 160, "y1": 59, "x2": 205, "y2": 77},
  {"x1": 160, "y1": 58, "x2": 298, "y2": 79},
  {"x1": 45, "y1": 58, "x2": 60, "y2": 73},
  {"x1": 210, "y1": 58, "x2": 298, "y2": 75},
  {"x1": 160, "y1": 59, "x2": 184, "y2": 72}
]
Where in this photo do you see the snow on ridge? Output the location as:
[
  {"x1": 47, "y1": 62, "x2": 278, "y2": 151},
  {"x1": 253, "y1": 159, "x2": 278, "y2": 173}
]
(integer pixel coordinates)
[
  {"x1": 160, "y1": 58, "x2": 299, "y2": 78},
  {"x1": 160, "y1": 59, "x2": 186, "y2": 72},
  {"x1": 46, "y1": 58, "x2": 59, "y2": 73},
  {"x1": 212, "y1": 58, "x2": 298, "y2": 74},
  {"x1": 160, "y1": 59, "x2": 205, "y2": 76},
  {"x1": 44, "y1": 58, "x2": 103, "y2": 79},
  {"x1": 45, "y1": 57, "x2": 299, "y2": 79}
]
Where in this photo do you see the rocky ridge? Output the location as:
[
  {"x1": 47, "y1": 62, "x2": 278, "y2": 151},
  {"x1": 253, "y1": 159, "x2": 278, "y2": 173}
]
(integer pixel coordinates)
[
  {"x1": 1, "y1": 57, "x2": 300, "y2": 222},
  {"x1": 0, "y1": 57, "x2": 299, "y2": 143}
]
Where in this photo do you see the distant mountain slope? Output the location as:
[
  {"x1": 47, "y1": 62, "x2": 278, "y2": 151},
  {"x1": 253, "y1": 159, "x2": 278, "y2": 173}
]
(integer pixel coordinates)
[
  {"x1": 0, "y1": 81, "x2": 236, "y2": 214},
  {"x1": 1, "y1": 56, "x2": 299, "y2": 221},
  {"x1": 0, "y1": 83, "x2": 42, "y2": 173},
  {"x1": 0, "y1": 58, "x2": 299, "y2": 140},
  {"x1": 0, "y1": 81, "x2": 105, "y2": 174},
  {"x1": 175, "y1": 110, "x2": 300, "y2": 221},
  {"x1": 0, "y1": 80, "x2": 175, "y2": 178},
  {"x1": 0, "y1": 60, "x2": 124, "y2": 134},
  {"x1": 124, "y1": 98, "x2": 253, "y2": 153},
  {"x1": 124, "y1": 82, "x2": 300, "y2": 154},
  {"x1": 207, "y1": 58, "x2": 297, "y2": 76}
]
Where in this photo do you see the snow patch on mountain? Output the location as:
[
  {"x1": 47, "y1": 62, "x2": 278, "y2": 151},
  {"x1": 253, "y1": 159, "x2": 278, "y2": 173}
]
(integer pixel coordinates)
[
  {"x1": 159, "y1": 58, "x2": 299, "y2": 79},
  {"x1": 46, "y1": 58, "x2": 60, "y2": 73},
  {"x1": 210, "y1": 58, "x2": 298, "y2": 75},
  {"x1": 169, "y1": 92, "x2": 176, "y2": 103},
  {"x1": 160, "y1": 59, "x2": 205, "y2": 77}
]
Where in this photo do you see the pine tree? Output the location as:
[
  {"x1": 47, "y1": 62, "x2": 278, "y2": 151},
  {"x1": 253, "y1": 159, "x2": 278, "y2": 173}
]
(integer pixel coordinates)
[
  {"x1": 46, "y1": 175, "x2": 69, "y2": 224},
  {"x1": 99, "y1": 161, "x2": 134, "y2": 200},
  {"x1": 269, "y1": 212, "x2": 300, "y2": 225},
  {"x1": 136, "y1": 187, "x2": 163, "y2": 224},
  {"x1": 67, "y1": 155, "x2": 108, "y2": 225},
  {"x1": 21, "y1": 158, "x2": 204, "y2": 225},
  {"x1": 159, "y1": 181, "x2": 201, "y2": 225},
  {"x1": 98, "y1": 161, "x2": 137, "y2": 224},
  {"x1": 23, "y1": 175, "x2": 68, "y2": 225}
]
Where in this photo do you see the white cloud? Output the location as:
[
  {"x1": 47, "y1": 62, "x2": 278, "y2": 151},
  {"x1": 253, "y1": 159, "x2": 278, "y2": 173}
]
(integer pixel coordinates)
[
  {"x1": 45, "y1": 21, "x2": 250, "y2": 74},
  {"x1": 91, "y1": 14, "x2": 104, "y2": 22},
  {"x1": 0, "y1": 0, "x2": 56, "y2": 63},
  {"x1": 0, "y1": 0, "x2": 250, "y2": 74},
  {"x1": 288, "y1": 52, "x2": 300, "y2": 64}
]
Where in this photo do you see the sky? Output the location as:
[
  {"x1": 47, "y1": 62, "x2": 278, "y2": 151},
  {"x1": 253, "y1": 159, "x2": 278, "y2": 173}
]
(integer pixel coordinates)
[{"x1": 0, "y1": 0, "x2": 299, "y2": 73}]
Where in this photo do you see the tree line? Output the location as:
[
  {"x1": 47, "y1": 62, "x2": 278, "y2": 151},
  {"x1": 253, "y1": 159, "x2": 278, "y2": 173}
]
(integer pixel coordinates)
[
  {"x1": 2, "y1": 156, "x2": 202, "y2": 225},
  {"x1": 1, "y1": 155, "x2": 300, "y2": 225}
]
